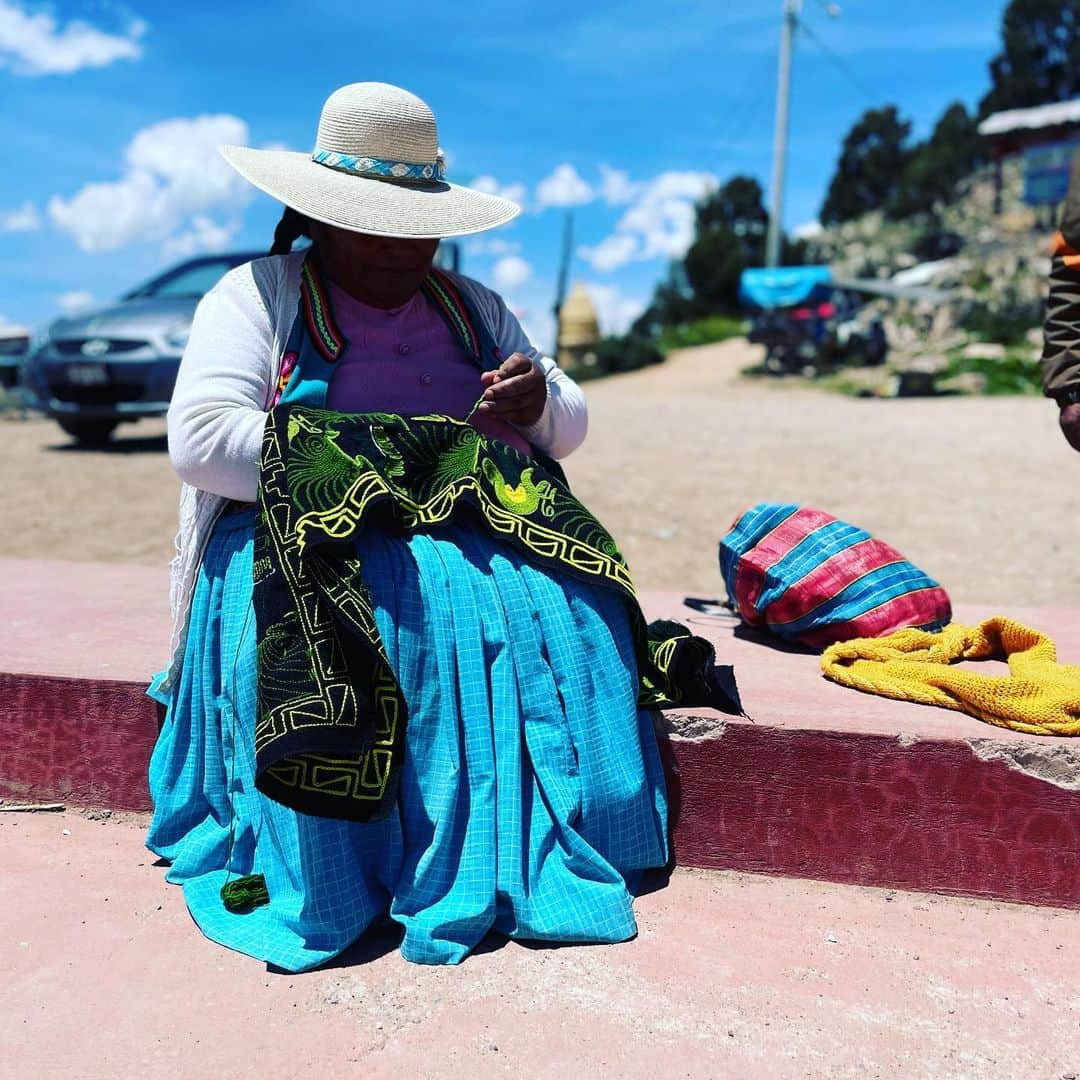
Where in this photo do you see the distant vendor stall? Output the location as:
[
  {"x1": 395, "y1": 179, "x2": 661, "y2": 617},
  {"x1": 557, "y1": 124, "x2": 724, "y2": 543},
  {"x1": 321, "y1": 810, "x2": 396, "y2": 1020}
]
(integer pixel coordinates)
[{"x1": 739, "y1": 265, "x2": 886, "y2": 376}]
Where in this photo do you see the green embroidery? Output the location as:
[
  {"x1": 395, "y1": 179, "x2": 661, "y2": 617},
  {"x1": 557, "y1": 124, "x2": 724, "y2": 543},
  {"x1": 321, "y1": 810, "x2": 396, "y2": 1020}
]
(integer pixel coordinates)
[
  {"x1": 288, "y1": 416, "x2": 366, "y2": 515},
  {"x1": 253, "y1": 407, "x2": 737, "y2": 822},
  {"x1": 482, "y1": 458, "x2": 556, "y2": 518}
]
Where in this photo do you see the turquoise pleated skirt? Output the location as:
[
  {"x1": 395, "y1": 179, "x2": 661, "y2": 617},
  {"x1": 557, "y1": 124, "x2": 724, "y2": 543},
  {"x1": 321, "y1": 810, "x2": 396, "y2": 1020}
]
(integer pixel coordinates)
[{"x1": 147, "y1": 506, "x2": 668, "y2": 971}]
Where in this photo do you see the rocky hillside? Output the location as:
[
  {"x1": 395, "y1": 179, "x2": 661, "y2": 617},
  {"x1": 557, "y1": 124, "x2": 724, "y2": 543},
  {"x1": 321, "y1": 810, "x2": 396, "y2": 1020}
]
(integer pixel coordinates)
[{"x1": 801, "y1": 157, "x2": 1049, "y2": 391}]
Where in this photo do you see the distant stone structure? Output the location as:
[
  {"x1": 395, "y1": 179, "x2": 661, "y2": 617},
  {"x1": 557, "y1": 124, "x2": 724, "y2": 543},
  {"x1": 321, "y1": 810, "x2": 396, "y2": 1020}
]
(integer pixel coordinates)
[
  {"x1": 978, "y1": 98, "x2": 1080, "y2": 212},
  {"x1": 557, "y1": 283, "x2": 600, "y2": 373}
]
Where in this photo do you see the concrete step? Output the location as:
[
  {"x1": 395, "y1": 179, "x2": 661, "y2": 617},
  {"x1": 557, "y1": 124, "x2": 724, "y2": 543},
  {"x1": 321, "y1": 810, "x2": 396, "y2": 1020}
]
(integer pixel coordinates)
[
  {"x1": 3, "y1": 558, "x2": 1078, "y2": 908},
  {"x1": 6, "y1": 811, "x2": 1078, "y2": 1078}
]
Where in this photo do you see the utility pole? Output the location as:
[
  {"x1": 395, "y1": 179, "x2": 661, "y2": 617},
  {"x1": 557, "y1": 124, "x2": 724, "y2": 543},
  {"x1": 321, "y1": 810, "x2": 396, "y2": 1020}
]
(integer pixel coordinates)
[
  {"x1": 765, "y1": 0, "x2": 800, "y2": 268},
  {"x1": 552, "y1": 210, "x2": 573, "y2": 358}
]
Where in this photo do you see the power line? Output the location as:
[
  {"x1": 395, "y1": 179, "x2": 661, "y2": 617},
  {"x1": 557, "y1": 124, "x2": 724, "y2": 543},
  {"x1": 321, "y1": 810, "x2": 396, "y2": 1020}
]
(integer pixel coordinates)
[
  {"x1": 797, "y1": 16, "x2": 880, "y2": 103},
  {"x1": 706, "y1": 55, "x2": 782, "y2": 165},
  {"x1": 703, "y1": 43, "x2": 782, "y2": 149},
  {"x1": 726, "y1": 53, "x2": 785, "y2": 150}
]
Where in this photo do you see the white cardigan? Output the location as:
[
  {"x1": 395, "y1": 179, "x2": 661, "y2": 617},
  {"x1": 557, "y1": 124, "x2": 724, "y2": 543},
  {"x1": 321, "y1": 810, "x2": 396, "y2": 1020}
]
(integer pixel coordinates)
[{"x1": 160, "y1": 250, "x2": 588, "y2": 691}]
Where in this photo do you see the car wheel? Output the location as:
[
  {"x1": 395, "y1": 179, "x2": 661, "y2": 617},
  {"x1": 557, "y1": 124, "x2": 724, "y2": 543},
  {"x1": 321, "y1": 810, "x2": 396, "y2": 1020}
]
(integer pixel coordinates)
[{"x1": 57, "y1": 418, "x2": 119, "y2": 446}]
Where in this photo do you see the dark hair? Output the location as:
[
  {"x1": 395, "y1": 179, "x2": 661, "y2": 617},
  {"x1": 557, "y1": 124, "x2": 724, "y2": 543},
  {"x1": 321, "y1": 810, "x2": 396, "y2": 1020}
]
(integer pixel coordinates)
[{"x1": 269, "y1": 207, "x2": 312, "y2": 256}]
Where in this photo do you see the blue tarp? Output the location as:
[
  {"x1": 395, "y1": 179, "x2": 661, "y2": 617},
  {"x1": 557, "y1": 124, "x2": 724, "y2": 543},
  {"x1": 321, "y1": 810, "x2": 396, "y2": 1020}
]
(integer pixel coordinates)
[{"x1": 739, "y1": 265, "x2": 834, "y2": 309}]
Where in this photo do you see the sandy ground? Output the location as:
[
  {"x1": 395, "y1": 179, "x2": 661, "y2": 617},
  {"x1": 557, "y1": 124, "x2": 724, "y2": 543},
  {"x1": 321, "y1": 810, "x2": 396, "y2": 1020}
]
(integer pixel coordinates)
[
  {"x1": 7, "y1": 353, "x2": 1080, "y2": 1078},
  {"x1": 4, "y1": 811, "x2": 1079, "y2": 1080},
  {"x1": 5, "y1": 339, "x2": 1080, "y2": 605}
]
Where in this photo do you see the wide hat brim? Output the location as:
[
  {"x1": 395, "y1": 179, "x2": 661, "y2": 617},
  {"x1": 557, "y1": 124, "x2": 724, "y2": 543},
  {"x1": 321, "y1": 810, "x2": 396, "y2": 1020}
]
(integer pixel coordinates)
[{"x1": 221, "y1": 145, "x2": 521, "y2": 239}]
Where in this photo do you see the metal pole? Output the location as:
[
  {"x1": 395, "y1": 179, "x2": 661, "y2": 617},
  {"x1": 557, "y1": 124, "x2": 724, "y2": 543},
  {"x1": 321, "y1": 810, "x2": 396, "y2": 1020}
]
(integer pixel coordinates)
[
  {"x1": 766, "y1": 0, "x2": 799, "y2": 268},
  {"x1": 552, "y1": 210, "x2": 573, "y2": 357}
]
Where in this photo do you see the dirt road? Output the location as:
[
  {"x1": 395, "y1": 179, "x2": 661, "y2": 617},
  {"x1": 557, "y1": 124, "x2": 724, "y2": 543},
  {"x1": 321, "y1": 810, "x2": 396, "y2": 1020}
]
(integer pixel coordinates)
[{"x1": 6, "y1": 339, "x2": 1078, "y2": 605}]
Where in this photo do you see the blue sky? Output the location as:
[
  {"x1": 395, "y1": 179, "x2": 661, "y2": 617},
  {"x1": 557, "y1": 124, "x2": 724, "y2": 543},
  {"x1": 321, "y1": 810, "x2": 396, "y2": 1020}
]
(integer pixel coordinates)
[{"x1": 1, "y1": 0, "x2": 1007, "y2": 348}]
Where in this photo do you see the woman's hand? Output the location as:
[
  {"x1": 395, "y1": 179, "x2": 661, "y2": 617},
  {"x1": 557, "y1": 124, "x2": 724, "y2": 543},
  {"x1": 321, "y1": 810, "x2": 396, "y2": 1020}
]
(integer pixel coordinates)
[
  {"x1": 1060, "y1": 403, "x2": 1080, "y2": 452},
  {"x1": 477, "y1": 353, "x2": 548, "y2": 426}
]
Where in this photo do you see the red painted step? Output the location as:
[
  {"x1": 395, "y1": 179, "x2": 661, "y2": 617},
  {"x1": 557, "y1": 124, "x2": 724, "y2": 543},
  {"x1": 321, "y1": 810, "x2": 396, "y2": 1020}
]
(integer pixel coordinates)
[{"x1": 3, "y1": 560, "x2": 1079, "y2": 908}]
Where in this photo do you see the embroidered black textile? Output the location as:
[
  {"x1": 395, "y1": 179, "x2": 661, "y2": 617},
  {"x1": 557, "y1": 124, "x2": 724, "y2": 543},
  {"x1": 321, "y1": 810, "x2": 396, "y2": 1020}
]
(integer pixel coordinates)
[{"x1": 254, "y1": 406, "x2": 740, "y2": 821}]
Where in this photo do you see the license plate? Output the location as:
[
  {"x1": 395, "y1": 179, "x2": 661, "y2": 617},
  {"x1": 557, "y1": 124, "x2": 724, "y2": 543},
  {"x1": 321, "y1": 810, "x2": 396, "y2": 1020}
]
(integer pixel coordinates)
[{"x1": 66, "y1": 363, "x2": 109, "y2": 386}]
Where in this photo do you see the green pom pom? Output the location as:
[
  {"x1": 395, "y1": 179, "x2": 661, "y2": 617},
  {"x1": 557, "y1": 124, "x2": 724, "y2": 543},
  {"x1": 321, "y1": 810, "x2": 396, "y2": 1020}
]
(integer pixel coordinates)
[{"x1": 221, "y1": 874, "x2": 269, "y2": 912}]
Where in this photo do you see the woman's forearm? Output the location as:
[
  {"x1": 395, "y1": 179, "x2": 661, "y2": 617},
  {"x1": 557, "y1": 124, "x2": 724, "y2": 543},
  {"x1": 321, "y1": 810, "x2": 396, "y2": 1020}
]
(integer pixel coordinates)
[
  {"x1": 167, "y1": 268, "x2": 274, "y2": 501},
  {"x1": 517, "y1": 355, "x2": 588, "y2": 459}
]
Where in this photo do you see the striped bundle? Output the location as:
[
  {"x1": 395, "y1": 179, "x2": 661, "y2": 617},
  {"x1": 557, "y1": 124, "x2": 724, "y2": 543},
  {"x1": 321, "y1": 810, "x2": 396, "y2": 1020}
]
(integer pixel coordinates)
[{"x1": 720, "y1": 503, "x2": 952, "y2": 651}]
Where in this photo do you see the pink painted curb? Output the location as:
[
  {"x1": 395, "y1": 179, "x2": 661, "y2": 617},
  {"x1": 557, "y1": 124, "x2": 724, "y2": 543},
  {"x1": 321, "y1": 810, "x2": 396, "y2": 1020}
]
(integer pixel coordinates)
[{"x1": 3, "y1": 559, "x2": 1079, "y2": 908}]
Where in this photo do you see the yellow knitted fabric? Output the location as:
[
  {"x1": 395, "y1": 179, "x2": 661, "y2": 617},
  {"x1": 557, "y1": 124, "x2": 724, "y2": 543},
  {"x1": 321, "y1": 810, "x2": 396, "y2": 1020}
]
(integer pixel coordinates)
[{"x1": 821, "y1": 617, "x2": 1080, "y2": 736}]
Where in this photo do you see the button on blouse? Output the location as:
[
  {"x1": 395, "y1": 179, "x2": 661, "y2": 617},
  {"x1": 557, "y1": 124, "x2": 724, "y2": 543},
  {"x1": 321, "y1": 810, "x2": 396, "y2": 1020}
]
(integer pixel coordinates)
[{"x1": 323, "y1": 281, "x2": 531, "y2": 456}]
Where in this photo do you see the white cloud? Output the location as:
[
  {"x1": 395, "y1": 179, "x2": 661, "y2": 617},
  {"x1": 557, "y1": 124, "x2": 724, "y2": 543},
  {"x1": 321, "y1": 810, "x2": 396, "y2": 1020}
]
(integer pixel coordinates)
[
  {"x1": 58, "y1": 290, "x2": 94, "y2": 315},
  {"x1": 48, "y1": 114, "x2": 253, "y2": 254},
  {"x1": 464, "y1": 236, "x2": 521, "y2": 258},
  {"x1": 577, "y1": 169, "x2": 717, "y2": 273},
  {"x1": 794, "y1": 220, "x2": 824, "y2": 240},
  {"x1": 598, "y1": 165, "x2": 639, "y2": 206},
  {"x1": 580, "y1": 282, "x2": 647, "y2": 336},
  {"x1": 493, "y1": 254, "x2": 533, "y2": 292},
  {"x1": 508, "y1": 301, "x2": 556, "y2": 357},
  {"x1": 618, "y1": 171, "x2": 716, "y2": 259},
  {"x1": 0, "y1": 1, "x2": 145, "y2": 75},
  {"x1": 0, "y1": 200, "x2": 40, "y2": 232},
  {"x1": 470, "y1": 174, "x2": 527, "y2": 205},
  {"x1": 618, "y1": 197, "x2": 697, "y2": 261},
  {"x1": 535, "y1": 164, "x2": 594, "y2": 209},
  {"x1": 631, "y1": 170, "x2": 717, "y2": 205},
  {"x1": 578, "y1": 233, "x2": 639, "y2": 273},
  {"x1": 163, "y1": 215, "x2": 236, "y2": 259}
]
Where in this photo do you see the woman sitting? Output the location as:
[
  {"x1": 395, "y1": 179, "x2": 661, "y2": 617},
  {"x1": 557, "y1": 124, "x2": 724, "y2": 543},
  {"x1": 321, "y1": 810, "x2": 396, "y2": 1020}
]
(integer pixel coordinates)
[{"x1": 148, "y1": 82, "x2": 714, "y2": 972}]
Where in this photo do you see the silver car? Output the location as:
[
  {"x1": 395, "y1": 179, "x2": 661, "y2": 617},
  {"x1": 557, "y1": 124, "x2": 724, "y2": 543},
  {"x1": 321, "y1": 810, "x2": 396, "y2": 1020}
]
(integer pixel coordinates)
[
  {"x1": 0, "y1": 324, "x2": 30, "y2": 390},
  {"x1": 23, "y1": 251, "x2": 261, "y2": 445},
  {"x1": 23, "y1": 242, "x2": 462, "y2": 446}
]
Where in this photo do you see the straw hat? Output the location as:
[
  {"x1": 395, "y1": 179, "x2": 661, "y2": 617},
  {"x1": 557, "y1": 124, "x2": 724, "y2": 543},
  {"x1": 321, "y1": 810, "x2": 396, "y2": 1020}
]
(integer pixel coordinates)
[{"x1": 221, "y1": 82, "x2": 521, "y2": 239}]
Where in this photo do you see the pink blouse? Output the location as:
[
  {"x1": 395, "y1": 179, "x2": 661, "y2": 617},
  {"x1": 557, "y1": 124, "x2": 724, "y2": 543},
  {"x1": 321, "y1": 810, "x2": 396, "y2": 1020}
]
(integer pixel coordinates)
[{"x1": 323, "y1": 281, "x2": 532, "y2": 456}]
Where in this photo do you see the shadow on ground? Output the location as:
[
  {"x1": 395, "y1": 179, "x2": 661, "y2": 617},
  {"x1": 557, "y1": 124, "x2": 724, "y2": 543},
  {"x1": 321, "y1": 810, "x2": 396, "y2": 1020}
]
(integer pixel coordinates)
[
  {"x1": 262, "y1": 867, "x2": 676, "y2": 972},
  {"x1": 47, "y1": 434, "x2": 168, "y2": 455}
]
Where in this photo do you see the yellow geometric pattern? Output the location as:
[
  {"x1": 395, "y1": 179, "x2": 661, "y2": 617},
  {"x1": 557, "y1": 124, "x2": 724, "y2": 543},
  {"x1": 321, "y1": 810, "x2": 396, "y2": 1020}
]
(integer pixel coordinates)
[
  {"x1": 255, "y1": 414, "x2": 403, "y2": 810},
  {"x1": 254, "y1": 408, "x2": 648, "y2": 818},
  {"x1": 293, "y1": 439, "x2": 635, "y2": 598}
]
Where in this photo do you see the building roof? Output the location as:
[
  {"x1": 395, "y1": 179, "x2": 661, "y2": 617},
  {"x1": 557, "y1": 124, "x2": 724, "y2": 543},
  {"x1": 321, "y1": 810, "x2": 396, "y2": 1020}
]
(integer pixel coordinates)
[{"x1": 978, "y1": 98, "x2": 1080, "y2": 137}]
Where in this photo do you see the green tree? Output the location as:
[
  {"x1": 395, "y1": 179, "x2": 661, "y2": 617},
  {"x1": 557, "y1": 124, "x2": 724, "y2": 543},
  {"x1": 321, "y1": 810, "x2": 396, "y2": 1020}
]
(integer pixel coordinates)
[
  {"x1": 682, "y1": 175, "x2": 809, "y2": 315},
  {"x1": 979, "y1": 0, "x2": 1080, "y2": 117},
  {"x1": 634, "y1": 175, "x2": 806, "y2": 335},
  {"x1": 820, "y1": 106, "x2": 913, "y2": 225},
  {"x1": 678, "y1": 177, "x2": 765, "y2": 314},
  {"x1": 888, "y1": 102, "x2": 987, "y2": 218},
  {"x1": 693, "y1": 175, "x2": 770, "y2": 239},
  {"x1": 632, "y1": 262, "x2": 696, "y2": 337}
]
